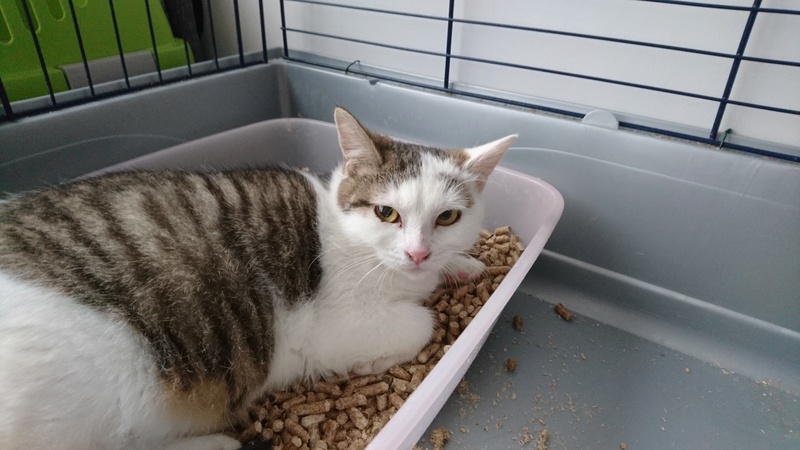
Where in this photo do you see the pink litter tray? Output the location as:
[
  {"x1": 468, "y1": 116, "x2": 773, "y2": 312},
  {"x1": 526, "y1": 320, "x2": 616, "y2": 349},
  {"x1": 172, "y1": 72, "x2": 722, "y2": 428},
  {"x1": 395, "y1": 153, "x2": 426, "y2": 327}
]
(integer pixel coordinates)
[{"x1": 98, "y1": 117, "x2": 564, "y2": 449}]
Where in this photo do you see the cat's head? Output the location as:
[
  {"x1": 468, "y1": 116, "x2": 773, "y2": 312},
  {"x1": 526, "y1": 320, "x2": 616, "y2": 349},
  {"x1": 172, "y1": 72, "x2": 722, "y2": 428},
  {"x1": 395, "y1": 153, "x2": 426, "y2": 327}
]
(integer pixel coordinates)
[{"x1": 331, "y1": 107, "x2": 516, "y2": 279}]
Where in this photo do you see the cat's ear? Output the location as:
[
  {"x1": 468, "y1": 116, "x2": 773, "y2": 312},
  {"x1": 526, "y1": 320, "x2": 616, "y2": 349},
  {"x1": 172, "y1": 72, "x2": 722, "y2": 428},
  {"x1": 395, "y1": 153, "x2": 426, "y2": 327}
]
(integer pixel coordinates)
[
  {"x1": 334, "y1": 107, "x2": 382, "y2": 176},
  {"x1": 463, "y1": 134, "x2": 517, "y2": 191}
]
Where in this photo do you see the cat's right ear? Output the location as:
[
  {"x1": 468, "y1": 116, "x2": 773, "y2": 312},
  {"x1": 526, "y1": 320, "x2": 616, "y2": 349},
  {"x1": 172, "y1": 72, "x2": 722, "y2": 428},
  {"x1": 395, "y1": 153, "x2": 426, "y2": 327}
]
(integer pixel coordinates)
[{"x1": 334, "y1": 107, "x2": 382, "y2": 177}]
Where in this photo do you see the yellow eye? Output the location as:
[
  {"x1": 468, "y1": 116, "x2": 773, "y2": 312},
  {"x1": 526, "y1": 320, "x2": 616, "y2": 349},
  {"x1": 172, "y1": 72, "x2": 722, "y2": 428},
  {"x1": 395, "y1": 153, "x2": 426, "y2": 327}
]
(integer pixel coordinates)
[
  {"x1": 436, "y1": 209, "x2": 461, "y2": 226},
  {"x1": 374, "y1": 205, "x2": 400, "y2": 223}
]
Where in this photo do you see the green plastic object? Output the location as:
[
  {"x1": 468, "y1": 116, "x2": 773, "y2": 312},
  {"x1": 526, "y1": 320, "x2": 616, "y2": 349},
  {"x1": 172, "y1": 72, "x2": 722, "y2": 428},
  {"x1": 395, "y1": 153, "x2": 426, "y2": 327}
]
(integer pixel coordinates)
[{"x1": 0, "y1": 0, "x2": 191, "y2": 102}]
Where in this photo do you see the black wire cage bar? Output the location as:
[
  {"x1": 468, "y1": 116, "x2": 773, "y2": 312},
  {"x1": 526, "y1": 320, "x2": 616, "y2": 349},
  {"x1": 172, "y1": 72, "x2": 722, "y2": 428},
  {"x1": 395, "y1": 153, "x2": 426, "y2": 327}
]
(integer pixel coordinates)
[
  {"x1": 278, "y1": 0, "x2": 799, "y2": 162},
  {"x1": 1, "y1": 0, "x2": 798, "y2": 162}
]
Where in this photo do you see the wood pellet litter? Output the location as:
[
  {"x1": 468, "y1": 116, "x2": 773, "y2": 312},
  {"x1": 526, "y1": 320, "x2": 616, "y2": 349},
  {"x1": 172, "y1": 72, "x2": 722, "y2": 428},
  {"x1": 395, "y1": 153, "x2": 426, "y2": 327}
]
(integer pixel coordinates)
[
  {"x1": 512, "y1": 314, "x2": 524, "y2": 331},
  {"x1": 236, "y1": 226, "x2": 524, "y2": 449},
  {"x1": 554, "y1": 303, "x2": 574, "y2": 321},
  {"x1": 506, "y1": 358, "x2": 518, "y2": 372}
]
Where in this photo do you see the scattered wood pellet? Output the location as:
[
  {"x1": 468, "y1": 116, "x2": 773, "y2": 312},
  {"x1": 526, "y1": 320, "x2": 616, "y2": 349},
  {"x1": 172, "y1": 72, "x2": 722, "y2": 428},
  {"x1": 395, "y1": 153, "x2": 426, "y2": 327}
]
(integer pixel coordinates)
[
  {"x1": 376, "y1": 394, "x2": 388, "y2": 411},
  {"x1": 388, "y1": 392, "x2": 405, "y2": 409},
  {"x1": 388, "y1": 365, "x2": 411, "y2": 380},
  {"x1": 620, "y1": 443, "x2": 627, "y2": 450},
  {"x1": 314, "y1": 381, "x2": 343, "y2": 397},
  {"x1": 300, "y1": 414, "x2": 327, "y2": 429},
  {"x1": 454, "y1": 284, "x2": 470, "y2": 299},
  {"x1": 285, "y1": 418, "x2": 310, "y2": 441},
  {"x1": 292, "y1": 399, "x2": 333, "y2": 416},
  {"x1": 417, "y1": 343, "x2": 440, "y2": 364},
  {"x1": 282, "y1": 395, "x2": 306, "y2": 410},
  {"x1": 512, "y1": 314, "x2": 524, "y2": 331},
  {"x1": 494, "y1": 225, "x2": 512, "y2": 235},
  {"x1": 238, "y1": 426, "x2": 258, "y2": 443},
  {"x1": 506, "y1": 357, "x2": 518, "y2": 372},
  {"x1": 335, "y1": 394, "x2": 367, "y2": 411},
  {"x1": 429, "y1": 427, "x2": 452, "y2": 450},
  {"x1": 322, "y1": 420, "x2": 338, "y2": 443},
  {"x1": 519, "y1": 427, "x2": 534, "y2": 445},
  {"x1": 448, "y1": 321, "x2": 460, "y2": 336},
  {"x1": 391, "y1": 378, "x2": 410, "y2": 394},
  {"x1": 349, "y1": 375, "x2": 379, "y2": 388},
  {"x1": 237, "y1": 227, "x2": 524, "y2": 450},
  {"x1": 354, "y1": 382, "x2": 389, "y2": 397},
  {"x1": 409, "y1": 369, "x2": 426, "y2": 390},
  {"x1": 554, "y1": 302, "x2": 574, "y2": 321},
  {"x1": 485, "y1": 265, "x2": 511, "y2": 276},
  {"x1": 476, "y1": 284, "x2": 490, "y2": 302},
  {"x1": 347, "y1": 408, "x2": 369, "y2": 430},
  {"x1": 286, "y1": 435, "x2": 303, "y2": 450}
]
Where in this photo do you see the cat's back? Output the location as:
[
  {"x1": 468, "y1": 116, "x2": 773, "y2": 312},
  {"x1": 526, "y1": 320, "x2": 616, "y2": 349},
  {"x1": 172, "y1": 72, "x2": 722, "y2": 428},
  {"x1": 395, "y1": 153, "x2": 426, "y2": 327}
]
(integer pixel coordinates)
[{"x1": 0, "y1": 168, "x2": 323, "y2": 303}]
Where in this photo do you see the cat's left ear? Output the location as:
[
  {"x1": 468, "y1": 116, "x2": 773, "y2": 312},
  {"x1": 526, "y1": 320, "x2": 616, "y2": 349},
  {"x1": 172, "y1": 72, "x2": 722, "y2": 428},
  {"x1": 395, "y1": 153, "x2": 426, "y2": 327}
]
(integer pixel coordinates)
[
  {"x1": 463, "y1": 134, "x2": 517, "y2": 191},
  {"x1": 334, "y1": 107, "x2": 382, "y2": 177}
]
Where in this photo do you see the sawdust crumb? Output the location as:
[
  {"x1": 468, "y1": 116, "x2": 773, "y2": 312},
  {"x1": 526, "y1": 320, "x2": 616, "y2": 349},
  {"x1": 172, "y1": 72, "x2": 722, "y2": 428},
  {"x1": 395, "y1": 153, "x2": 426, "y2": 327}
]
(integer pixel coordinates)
[
  {"x1": 519, "y1": 426, "x2": 534, "y2": 445},
  {"x1": 429, "y1": 427, "x2": 452, "y2": 450},
  {"x1": 536, "y1": 429, "x2": 549, "y2": 450},
  {"x1": 457, "y1": 380, "x2": 480, "y2": 405}
]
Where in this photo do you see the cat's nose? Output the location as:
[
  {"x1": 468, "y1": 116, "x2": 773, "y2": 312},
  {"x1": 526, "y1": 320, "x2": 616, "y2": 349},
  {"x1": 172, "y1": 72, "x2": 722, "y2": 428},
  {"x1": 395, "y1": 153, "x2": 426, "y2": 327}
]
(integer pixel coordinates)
[{"x1": 406, "y1": 250, "x2": 431, "y2": 265}]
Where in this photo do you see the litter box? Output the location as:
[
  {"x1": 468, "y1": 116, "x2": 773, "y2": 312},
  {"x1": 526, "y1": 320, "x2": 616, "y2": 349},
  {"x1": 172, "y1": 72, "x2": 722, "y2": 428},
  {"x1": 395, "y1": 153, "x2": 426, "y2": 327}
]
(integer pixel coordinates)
[{"x1": 94, "y1": 117, "x2": 565, "y2": 449}]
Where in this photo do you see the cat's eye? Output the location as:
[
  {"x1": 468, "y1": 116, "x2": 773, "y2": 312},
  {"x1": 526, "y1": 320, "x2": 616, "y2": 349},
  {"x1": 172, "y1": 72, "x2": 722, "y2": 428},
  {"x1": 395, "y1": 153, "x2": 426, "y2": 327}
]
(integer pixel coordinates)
[
  {"x1": 436, "y1": 209, "x2": 461, "y2": 226},
  {"x1": 374, "y1": 205, "x2": 400, "y2": 223}
]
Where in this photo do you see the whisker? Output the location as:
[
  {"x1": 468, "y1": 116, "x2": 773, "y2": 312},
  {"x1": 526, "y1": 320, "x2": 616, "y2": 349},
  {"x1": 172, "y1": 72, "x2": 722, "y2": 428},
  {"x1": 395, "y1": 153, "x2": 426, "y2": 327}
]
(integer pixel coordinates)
[
  {"x1": 349, "y1": 260, "x2": 386, "y2": 302},
  {"x1": 322, "y1": 254, "x2": 381, "y2": 290},
  {"x1": 376, "y1": 265, "x2": 392, "y2": 298},
  {"x1": 307, "y1": 244, "x2": 372, "y2": 272}
]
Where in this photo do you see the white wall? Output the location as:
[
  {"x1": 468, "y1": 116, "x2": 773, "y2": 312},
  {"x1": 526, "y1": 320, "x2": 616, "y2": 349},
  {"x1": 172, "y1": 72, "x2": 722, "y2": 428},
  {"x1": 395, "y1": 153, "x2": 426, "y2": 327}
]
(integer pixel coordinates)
[{"x1": 211, "y1": 0, "x2": 799, "y2": 151}]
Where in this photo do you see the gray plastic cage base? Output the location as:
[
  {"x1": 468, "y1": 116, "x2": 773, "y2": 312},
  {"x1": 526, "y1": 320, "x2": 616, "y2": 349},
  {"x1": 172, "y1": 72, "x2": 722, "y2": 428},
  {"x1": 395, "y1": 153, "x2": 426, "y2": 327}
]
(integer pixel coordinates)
[
  {"x1": 421, "y1": 283, "x2": 799, "y2": 449},
  {"x1": 2, "y1": 60, "x2": 798, "y2": 449}
]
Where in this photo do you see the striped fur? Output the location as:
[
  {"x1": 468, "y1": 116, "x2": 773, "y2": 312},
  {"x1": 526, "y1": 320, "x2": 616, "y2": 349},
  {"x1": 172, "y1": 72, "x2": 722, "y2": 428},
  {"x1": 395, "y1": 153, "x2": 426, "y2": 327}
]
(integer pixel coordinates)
[{"x1": 0, "y1": 168, "x2": 320, "y2": 412}]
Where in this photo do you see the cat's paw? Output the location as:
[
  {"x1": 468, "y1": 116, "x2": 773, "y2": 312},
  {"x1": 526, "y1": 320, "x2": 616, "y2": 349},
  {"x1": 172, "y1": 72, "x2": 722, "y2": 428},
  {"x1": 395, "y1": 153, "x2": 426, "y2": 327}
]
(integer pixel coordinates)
[
  {"x1": 165, "y1": 434, "x2": 242, "y2": 450},
  {"x1": 353, "y1": 355, "x2": 407, "y2": 376},
  {"x1": 352, "y1": 360, "x2": 374, "y2": 376},
  {"x1": 441, "y1": 255, "x2": 486, "y2": 285}
]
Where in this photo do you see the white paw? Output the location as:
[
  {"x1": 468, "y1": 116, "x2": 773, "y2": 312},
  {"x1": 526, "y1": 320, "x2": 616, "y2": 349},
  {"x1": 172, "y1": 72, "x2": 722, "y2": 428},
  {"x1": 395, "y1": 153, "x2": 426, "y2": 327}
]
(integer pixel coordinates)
[
  {"x1": 165, "y1": 434, "x2": 242, "y2": 450},
  {"x1": 353, "y1": 354, "x2": 409, "y2": 376},
  {"x1": 442, "y1": 254, "x2": 485, "y2": 284},
  {"x1": 352, "y1": 360, "x2": 376, "y2": 375}
]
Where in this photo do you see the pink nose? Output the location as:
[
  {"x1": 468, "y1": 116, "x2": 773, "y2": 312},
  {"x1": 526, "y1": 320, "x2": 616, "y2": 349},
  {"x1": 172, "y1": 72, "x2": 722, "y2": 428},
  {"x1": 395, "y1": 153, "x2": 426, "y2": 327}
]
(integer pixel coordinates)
[{"x1": 406, "y1": 250, "x2": 430, "y2": 265}]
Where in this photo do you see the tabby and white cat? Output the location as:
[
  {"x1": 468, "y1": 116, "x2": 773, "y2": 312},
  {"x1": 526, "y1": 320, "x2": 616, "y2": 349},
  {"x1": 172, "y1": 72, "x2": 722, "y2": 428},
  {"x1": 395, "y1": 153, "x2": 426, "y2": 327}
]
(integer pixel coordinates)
[{"x1": 0, "y1": 107, "x2": 515, "y2": 450}]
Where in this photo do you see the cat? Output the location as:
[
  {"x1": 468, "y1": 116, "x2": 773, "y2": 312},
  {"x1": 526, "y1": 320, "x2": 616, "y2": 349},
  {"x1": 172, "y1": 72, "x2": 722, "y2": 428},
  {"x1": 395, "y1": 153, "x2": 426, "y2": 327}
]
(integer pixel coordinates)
[{"x1": 0, "y1": 107, "x2": 516, "y2": 450}]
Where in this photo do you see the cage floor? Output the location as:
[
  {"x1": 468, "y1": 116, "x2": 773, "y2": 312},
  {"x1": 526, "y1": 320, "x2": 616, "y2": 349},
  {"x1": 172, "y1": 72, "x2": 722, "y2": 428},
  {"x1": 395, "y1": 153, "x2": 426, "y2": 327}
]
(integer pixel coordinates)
[{"x1": 422, "y1": 264, "x2": 800, "y2": 450}]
